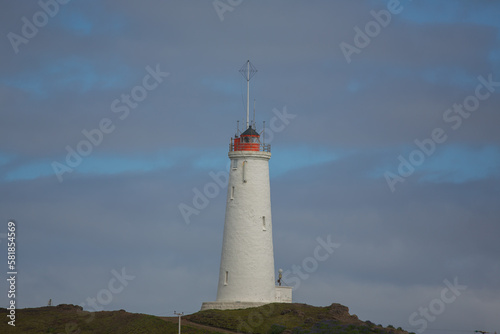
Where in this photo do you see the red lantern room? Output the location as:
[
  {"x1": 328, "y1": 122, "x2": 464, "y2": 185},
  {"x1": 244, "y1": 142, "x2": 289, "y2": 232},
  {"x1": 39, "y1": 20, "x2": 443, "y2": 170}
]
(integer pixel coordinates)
[
  {"x1": 233, "y1": 126, "x2": 259, "y2": 151},
  {"x1": 230, "y1": 125, "x2": 271, "y2": 152}
]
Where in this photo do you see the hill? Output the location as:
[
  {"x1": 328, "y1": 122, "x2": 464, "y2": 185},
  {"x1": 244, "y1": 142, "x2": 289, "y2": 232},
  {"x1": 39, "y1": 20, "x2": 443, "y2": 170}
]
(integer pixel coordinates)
[
  {"x1": 0, "y1": 304, "x2": 221, "y2": 334},
  {"x1": 187, "y1": 302, "x2": 411, "y2": 334},
  {"x1": 0, "y1": 303, "x2": 413, "y2": 334}
]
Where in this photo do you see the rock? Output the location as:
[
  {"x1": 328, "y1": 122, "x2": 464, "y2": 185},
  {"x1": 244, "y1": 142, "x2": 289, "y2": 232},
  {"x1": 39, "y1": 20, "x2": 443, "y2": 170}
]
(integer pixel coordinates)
[{"x1": 55, "y1": 304, "x2": 83, "y2": 311}]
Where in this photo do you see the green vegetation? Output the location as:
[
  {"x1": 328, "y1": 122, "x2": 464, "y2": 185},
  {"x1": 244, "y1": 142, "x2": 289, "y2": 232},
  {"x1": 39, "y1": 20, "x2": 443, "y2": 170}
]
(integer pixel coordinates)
[
  {"x1": 187, "y1": 302, "x2": 410, "y2": 334},
  {"x1": 0, "y1": 302, "x2": 410, "y2": 334},
  {"x1": 0, "y1": 304, "x2": 222, "y2": 334}
]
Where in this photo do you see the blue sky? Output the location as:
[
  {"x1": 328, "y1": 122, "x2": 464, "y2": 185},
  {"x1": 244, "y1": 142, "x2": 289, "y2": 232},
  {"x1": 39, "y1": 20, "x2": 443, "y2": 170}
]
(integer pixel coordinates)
[{"x1": 0, "y1": 1, "x2": 499, "y2": 333}]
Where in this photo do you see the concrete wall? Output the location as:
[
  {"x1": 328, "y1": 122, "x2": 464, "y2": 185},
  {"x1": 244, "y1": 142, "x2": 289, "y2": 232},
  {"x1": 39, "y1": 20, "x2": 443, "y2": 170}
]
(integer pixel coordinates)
[{"x1": 275, "y1": 286, "x2": 293, "y2": 303}]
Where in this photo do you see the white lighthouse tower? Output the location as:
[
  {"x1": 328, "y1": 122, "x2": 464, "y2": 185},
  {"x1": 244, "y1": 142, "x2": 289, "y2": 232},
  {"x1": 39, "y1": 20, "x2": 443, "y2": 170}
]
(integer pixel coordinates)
[{"x1": 202, "y1": 61, "x2": 292, "y2": 311}]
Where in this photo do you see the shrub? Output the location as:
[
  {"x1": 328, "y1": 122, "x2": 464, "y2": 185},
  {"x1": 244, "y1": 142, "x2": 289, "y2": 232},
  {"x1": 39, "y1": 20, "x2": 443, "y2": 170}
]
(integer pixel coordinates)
[{"x1": 270, "y1": 324, "x2": 287, "y2": 334}]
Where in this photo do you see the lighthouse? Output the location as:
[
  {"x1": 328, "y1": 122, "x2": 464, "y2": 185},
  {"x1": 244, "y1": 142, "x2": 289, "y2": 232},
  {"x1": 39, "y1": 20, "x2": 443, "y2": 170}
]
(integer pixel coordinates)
[{"x1": 201, "y1": 61, "x2": 292, "y2": 311}]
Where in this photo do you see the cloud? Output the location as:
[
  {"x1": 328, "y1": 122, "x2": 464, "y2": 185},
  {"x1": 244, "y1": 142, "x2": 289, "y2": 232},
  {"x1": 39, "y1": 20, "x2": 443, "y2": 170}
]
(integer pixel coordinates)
[{"x1": 419, "y1": 144, "x2": 500, "y2": 183}]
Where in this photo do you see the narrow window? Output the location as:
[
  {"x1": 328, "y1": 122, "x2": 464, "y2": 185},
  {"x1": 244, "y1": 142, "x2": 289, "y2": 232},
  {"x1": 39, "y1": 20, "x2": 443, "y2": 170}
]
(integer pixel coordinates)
[
  {"x1": 242, "y1": 161, "x2": 247, "y2": 183},
  {"x1": 232, "y1": 159, "x2": 238, "y2": 170},
  {"x1": 224, "y1": 271, "x2": 229, "y2": 285},
  {"x1": 230, "y1": 186, "x2": 235, "y2": 200},
  {"x1": 262, "y1": 216, "x2": 266, "y2": 231}
]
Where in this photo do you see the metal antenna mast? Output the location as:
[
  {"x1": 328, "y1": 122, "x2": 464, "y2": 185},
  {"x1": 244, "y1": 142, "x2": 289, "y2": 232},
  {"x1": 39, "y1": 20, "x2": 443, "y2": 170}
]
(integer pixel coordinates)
[
  {"x1": 253, "y1": 99, "x2": 256, "y2": 128},
  {"x1": 239, "y1": 60, "x2": 257, "y2": 129}
]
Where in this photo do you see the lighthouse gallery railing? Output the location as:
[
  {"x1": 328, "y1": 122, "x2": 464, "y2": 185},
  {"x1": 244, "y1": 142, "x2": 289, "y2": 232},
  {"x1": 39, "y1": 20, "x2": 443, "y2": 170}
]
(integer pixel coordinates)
[{"x1": 229, "y1": 143, "x2": 271, "y2": 152}]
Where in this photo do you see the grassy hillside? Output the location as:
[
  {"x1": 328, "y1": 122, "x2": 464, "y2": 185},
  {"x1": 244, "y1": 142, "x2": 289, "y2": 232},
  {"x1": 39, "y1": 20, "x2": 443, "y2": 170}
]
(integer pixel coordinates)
[
  {"x1": 187, "y1": 302, "x2": 412, "y2": 334},
  {"x1": 0, "y1": 304, "x2": 223, "y2": 334},
  {"x1": 0, "y1": 303, "x2": 413, "y2": 334}
]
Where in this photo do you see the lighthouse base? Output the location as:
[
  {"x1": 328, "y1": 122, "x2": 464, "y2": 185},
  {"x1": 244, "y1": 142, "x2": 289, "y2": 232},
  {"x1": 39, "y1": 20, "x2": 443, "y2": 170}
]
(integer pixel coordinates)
[
  {"x1": 200, "y1": 301, "x2": 270, "y2": 311},
  {"x1": 201, "y1": 286, "x2": 292, "y2": 311}
]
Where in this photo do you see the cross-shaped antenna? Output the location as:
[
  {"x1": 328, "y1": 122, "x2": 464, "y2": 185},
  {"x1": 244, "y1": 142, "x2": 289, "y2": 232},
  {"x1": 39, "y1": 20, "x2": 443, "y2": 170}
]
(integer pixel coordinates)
[{"x1": 239, "y1": 60, "x2": 257, "y2": 129}]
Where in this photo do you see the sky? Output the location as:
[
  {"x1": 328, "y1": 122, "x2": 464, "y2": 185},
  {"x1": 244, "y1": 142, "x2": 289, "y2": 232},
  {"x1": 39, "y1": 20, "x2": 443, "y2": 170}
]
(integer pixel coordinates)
[{"x1": 0, "y1": 0, "x2": 499, "y2": 333}]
